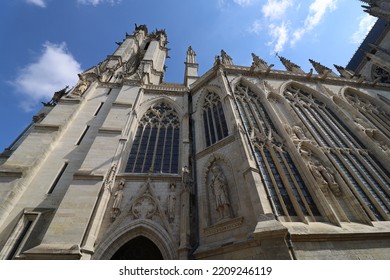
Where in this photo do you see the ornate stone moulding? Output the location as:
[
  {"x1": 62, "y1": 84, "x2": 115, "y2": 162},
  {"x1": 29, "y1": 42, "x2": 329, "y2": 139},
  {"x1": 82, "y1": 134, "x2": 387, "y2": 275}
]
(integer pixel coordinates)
[{"x1": 204, "y1": 216, "x2": 244, "y2": 236}]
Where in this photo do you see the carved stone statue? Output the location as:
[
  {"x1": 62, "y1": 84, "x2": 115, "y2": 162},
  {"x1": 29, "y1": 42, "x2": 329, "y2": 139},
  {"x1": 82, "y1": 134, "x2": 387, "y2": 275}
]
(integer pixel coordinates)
[
  {"x1": 182, "y1": 165, "x2": 192, "y2": 191},
  {"x1": 73, "y1": 80, "x2": 90, "y2": 96},
  {"x1": 287, "y1": 125, "x2": 309, "y2": 144},
  {"x1": 301, "y1": 148, "x2": 341, "y2": 196},
  {"x1": 209, "y1": 165, "x2": 231, "y2": 220},
  {"x1": 167, "y1": 183, "x2": 176, "y2": 223},
  {"x1": 111, "y1": 179, "x2": 125, "y2": 222}
]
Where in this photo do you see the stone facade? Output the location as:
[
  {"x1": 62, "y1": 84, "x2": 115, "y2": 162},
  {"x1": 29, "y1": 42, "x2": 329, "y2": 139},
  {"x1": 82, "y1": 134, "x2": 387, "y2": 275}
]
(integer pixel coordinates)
[{"x1": 1, "y1": 10, "x2": 390, "y2": 260}]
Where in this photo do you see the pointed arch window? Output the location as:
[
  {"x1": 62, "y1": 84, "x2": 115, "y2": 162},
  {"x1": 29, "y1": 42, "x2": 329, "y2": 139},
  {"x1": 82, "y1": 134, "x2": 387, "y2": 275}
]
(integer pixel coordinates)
[
  {"x1": 284, "y1": 85, "x2": 390, "y2": 221},
  {"x1": 202, "y1": 92, "x2": 229, "y2": 146},
  {"x1": 234, "y1": 84, "x2": 320, "y2": 221},
  {"x1": 125, "y1": 102, "x2": 180, "y2": 174},
  {"x1": 345, "y1": 91, "x2": 390, "y2": 139}
]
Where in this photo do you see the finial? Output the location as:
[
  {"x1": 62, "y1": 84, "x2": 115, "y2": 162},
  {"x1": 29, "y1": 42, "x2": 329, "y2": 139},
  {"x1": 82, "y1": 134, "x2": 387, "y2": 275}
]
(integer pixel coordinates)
[
  {"x1": 279, "y1": 56, "x2": 305, "y2": 74},
  {"x1": 221, "y1": 50, "x2": 233, "y2": 65},
  {"x1": 186, "y1": 46, "x2": 197, "y2": 64},
  {"x1": 309, "y1": 59, "x2": 337, "y2": 77}
]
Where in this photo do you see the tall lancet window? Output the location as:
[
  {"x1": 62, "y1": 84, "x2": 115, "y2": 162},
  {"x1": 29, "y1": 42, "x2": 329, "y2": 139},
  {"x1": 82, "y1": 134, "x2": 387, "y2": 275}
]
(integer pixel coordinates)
[
  {"x1": 284, "y1": 85, "x2": 390, "y2": 221},
  {"x1": 202, "y1": 92, "x2": 229, "y2": 147},
  {"x1": 345, "y1": 91, "x2": 390, "y2": 139},
  {"x1": 234, "y1": 84, "x2": 320, "y2": 221},
  {"x1": 125, "y1": 102, "x2": 180, "y2": 174}
]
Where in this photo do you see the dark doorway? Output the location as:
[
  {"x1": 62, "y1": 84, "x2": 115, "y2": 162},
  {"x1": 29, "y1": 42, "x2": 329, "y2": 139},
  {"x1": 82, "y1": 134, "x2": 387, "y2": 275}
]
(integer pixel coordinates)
[{"x1": 111, "y1": 236, "x2": 164, "y2": 260}]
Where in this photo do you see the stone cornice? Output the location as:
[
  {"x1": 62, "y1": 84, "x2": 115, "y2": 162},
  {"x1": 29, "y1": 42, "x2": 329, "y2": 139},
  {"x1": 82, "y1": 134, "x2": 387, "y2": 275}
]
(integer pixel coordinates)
[
  {"x1": 59, "y1": 98, "x2": 81, "y2": 105},
  {"x1": 34, "y1": 124, "x2": 61, "y2": 131},
  {"x1": 291, "y1": 231, "x2": 390, "y2": 242},
  {"x1": 222, "y1": 64, "x2": 390, "y2": 90},
  {"x1": 195, "y1": 134, "x2": 235, "y2": 160},
  {"x1": 285, "y1": 222, "x2": 390, "y2": 242},
  {"x1": 190, "y1": 64, "x2": 390, "y2": 92},
  {"x1": 204, "y1": 216, "x2": 244, "y2": 236},
  {"x1": 116, "y1": 173, "x2": 182, "y2": 181},
  {"x1": 98, "y1": 127, "x2": 123, "y2": 134},
  {"x1": 144, "y1": 83, "x2": 188, "y2": 94}
]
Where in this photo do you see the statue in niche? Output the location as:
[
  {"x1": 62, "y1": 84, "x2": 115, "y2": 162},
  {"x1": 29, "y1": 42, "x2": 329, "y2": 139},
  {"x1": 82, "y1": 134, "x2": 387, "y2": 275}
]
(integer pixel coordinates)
[
  {"x1": 167, "y1": 183, "x2": 176, "y2": 223},
  {"x1": 300, "y1": 148, "x2": 341, "y2": 196},
  {"x1": 111, "y1": 179, "x2": 125, "y2": 222},
  {"x1": 209, "y1": 164, "x2": 231, "y2": 220},
  {"x1": 182, "y1": 165, "x2": 192, "y2": 192}
]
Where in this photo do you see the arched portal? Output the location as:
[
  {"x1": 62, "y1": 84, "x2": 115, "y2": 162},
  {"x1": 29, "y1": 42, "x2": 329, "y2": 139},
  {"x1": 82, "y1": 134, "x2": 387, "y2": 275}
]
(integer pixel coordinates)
[{"x1": 111, "y1": 236, "x2": 163, "y2": 260}]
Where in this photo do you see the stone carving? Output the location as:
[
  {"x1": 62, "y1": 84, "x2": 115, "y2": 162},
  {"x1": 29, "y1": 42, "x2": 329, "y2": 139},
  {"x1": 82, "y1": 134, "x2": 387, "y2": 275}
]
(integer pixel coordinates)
[
  {"x1": 300, "y1": 147, "x2": 341, "y2": 196},
  {"x1": 286, "y1": 125, "x2": 312, "y2": 146},
  {"x1": 114, "y1": 71, "x2": 124, "y2": 83},
  {"x1": 167, "y1": 183, "x2": 176, "y2": 223},
  {"x1": 73, "y1": 76, "x2": 90, "y2": 96},
  {"x1": 111, "y1": 179, "x2": 125, "y2": 222},
  {"x1": 209, "y1": 164, "x2": 231, "y2": 220},
  {"x1": 131, "y1": 191, "x2": 157, "y2": 219},
  {"x1": 42, "y1": 86, "x2": 69, "y2": 106},
  {"x1": 365, "y1": 129, "x2": 390, "y2": 153},
  {"x1": 182, "y1": 166, "x2": 192, "y2": 192},
  {"x1": 103, "y1": 164, "x2": 117, "y2": 191},
  {"x1": 354, "y1": 117, "x2": 368, "y2": 131}
]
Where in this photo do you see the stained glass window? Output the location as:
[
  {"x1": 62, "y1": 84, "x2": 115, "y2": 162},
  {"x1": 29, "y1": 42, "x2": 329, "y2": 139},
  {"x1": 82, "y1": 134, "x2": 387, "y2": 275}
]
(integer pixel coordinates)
[{"x1": 125, "y1": 102, "x2": 180, "y2": 174}]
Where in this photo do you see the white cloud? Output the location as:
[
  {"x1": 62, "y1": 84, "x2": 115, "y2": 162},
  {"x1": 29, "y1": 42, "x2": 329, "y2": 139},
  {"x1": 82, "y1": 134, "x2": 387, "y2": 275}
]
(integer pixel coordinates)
[
  {"x1": 351, "y1": 14, "x2": 377, "y2": 44},
  {"x1": 77, "y1": 0, "x2": 121, "y2": 6},
  {"x1": 262, "y1": 0, "x2": 294, "y2": 20},
  {"x1": 26, "y1": 0, "x2": 46, "y2": 8},
  {"x1": 268, "y1": 22, "x2": 289, "y2": 54},
  {"x1": 291, "y1": 0, "x2": 337, "y2": 45},
  {"x1": 233, "y1": 0, "x2": 253, "y2": 6},
  {"x1": 249, "y1": 20, "x2": 262, "y2": 34},
  {"x1": 11, "y1": 42, "x2": 82, "y2": 111}
]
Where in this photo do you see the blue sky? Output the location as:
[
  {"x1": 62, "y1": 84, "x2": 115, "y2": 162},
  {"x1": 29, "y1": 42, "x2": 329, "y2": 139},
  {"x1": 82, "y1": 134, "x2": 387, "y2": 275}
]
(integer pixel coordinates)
[{"x1": 0, "y1": 0, "x2": 376, "y2": 151}]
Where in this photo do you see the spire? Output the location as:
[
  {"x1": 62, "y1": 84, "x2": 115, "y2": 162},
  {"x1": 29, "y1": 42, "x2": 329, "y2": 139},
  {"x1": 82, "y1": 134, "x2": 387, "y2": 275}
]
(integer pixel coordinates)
[
  {"x1": 360, "y1": 0, "x2": 390, "y2": 20},
  {"x1": 221, "y1": 50, "x2": 233, "y2": 65},
  {"x1": 186, "y1": 46, "x2": 197, "y2": 64},
  {"x1": 278, "y1": 55, "x2": 305, "y2": 74},
  {"x1": 309, "y1": 59, "x2": 338, "y2": 77},
  {"x1": 251, "y1": 53, "x2": 269, "y2": 70},
  {"x1": 334, "y1": 64, "x2": 359, "y2": 79},
  {"x1": 184, "y1": 46, "x2": 198, "y2": 86}
]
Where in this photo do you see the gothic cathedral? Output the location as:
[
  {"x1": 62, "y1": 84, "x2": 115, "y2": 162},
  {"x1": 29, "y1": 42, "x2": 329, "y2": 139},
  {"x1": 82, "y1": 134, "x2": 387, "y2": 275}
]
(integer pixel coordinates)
[{"x1": 1, "y1": 2, "x2": 390, "y2": 259}]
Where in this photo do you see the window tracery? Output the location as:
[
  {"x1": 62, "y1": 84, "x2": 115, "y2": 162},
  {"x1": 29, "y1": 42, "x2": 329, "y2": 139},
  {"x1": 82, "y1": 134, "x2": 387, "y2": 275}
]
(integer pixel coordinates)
[
  {"x1": 234, "y1": 84, "x2": 320, "y2": 221},
  {"x1": 202, "y1": 92, "x2": 229, "y2": 147},
  {"x1": 284, "y1": 85, "x2": 390, "y2": 221},
  {"x1": 345, "y1": 91, "x2": 390, "y2": 139},
  {"x1": 125, "y1": 102, "x2": 180, "y2": 174}
]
